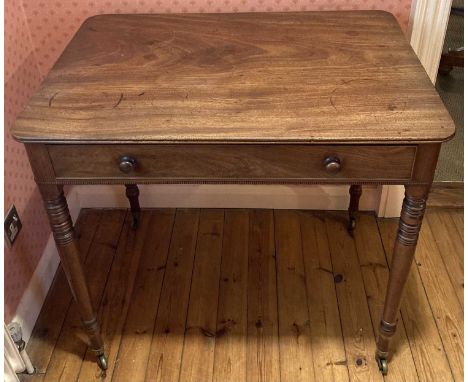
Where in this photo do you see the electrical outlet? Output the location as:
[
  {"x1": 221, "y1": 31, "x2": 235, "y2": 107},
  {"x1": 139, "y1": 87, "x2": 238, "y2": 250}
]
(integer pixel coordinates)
[{"x1": 5, "y1": 205, "x2": 22, "y2": 248}]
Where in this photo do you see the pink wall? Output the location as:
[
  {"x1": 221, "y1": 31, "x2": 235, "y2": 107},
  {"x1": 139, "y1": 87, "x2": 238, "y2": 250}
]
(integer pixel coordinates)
[
  {"x1": 4, "y1": 0, "x2": 412, "y2": 321},
  {"x1": 5, "y1": 1, "x2": 49, "y2": 322}
]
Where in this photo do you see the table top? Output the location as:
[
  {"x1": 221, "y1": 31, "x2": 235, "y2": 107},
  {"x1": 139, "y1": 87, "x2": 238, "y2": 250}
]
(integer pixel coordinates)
[{"x1": 13, "y1": 11, "x2": 454, "y2": 144}]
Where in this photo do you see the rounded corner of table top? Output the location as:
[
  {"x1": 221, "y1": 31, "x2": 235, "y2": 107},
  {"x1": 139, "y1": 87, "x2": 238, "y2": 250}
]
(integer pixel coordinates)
[
  {"x1": 10, "y1": 127, "x2": 25, "y2": 144},
  {"x1": 441, "y1": 126, "x2": 457, "y2": 143},
  {"x1": 11, "y1": 11, "x2": 456, "y2": 146}
]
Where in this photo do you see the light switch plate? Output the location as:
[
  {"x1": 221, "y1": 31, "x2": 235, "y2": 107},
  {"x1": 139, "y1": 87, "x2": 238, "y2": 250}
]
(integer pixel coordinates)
[{"x1": 5, "y1": 205, "x2": 22, "y2": 248}]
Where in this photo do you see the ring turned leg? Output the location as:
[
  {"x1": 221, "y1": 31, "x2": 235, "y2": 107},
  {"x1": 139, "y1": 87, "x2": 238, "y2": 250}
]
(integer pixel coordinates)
[
  {"x1": 125, "y1": 184, "x2": 141, "y2": 229},
  {"x1": 40, "y1": 185, "x2": 107, "y2": 370},
  {"x1": 376, "y1": 185, "x2": 429, "y2": 375},
  {"x1": 347, "y1": 184, "x2": 362, "y2": 235}
]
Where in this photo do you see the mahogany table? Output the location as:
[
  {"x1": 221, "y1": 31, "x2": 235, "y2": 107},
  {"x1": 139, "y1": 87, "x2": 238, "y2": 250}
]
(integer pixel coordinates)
[{"x1": 13, "y1": 11, "x2": 454, "y2": 375}]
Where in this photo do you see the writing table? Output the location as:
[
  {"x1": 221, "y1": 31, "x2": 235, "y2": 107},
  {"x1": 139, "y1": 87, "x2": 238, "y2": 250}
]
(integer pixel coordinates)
[{"x1": 13, "y1": 11, "x2": 454, "y2": 375}]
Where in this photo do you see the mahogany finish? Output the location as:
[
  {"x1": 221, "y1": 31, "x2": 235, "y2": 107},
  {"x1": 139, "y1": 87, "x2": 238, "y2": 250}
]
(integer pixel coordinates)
[
  {"x1": 125, "y1": 184, "x2": 141, "y2": 229},
  {"x1": 348, "y1": 185, "x2": 362, "y2": 234},
  {"x1": 38, "y1": 184, "x2": 105, "y2": 360},
  {"x1": 377, "y1": 186, "x2": 429, "y2": 360},
  {"x1": 13, "y1": 12, "x2": 453, "y2": 144},
  {"x1": 47, "y1": 144, "x2": 416, "y2": 184},
  {"x1": 13, "y1": 12, "x2": 454, "y2": 375}
]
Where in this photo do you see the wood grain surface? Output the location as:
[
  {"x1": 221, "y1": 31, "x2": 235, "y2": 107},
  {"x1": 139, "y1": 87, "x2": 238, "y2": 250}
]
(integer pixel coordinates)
[
  {"x1": 179, "y1": 210, "x2": 224, "y2": 382},
  {"x1": 13, "y1": 12, "x2": 454, "y2": 143},
  {"x1": 22, "y1": 210, "x2": 102, "y2": 377},
  {"x1": 428, "y1": 183, "x2": 464, "y2": 208},
  {"x1": 145, "y1": 209, "x2": 200, "y2": 382},
  {"x1": 47, "y1": 144, "x2": 416, "y2": 183},
  {"x1": 274, "y1": 210, "x2": 316, "y2": 381},
  {"x1": 353, "y1": 214, "x2": 419, "y2": 381},
  {"x1": 22, "y1": 208, "x2": 463, "y2": 382},
  {"x1": 42, "y1": 210, "x2": 126, "y2": 382},
  {"x1": 377, "y1": 218, "x2": 456, "y2": 382},
  {"x1": 324, "y1": 214, "x2": 384, "y2": 381},
  {"x1": 213, "y1": 210, "x2": 250, "y2": 382},
  {"x1": 111, "y1": 210, "x2": 175, "y2": 381}
]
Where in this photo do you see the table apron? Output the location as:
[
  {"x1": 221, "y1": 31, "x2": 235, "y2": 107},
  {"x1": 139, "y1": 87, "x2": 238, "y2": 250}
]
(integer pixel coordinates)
[{"x1": 43, "y1": 144, "x2": 418, "y2": 185}]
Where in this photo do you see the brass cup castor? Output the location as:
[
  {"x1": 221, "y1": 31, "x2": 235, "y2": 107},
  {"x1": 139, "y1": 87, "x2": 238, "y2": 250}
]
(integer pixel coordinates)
[
  {"x1": 97, "y1": 353, "x2": 108, "y2": 371},
  {"x1": 376, "y1": 357, "x2": 388, "y2": 376},
  {"x1": 348, "y1": 216, "x2": 356, "y2": 232},
  {"x1": 131, "y1": 215, "x2": 140, "y2": 230}
]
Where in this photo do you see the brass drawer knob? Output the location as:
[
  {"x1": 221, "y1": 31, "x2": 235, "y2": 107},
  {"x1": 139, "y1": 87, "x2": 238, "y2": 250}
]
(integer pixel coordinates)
[
  {"x1": 119, "y1": 156, "x2": 137, "y2": 173},
  {"x1": 323, "y1": 156, "x2": 341, "y2": 174}
]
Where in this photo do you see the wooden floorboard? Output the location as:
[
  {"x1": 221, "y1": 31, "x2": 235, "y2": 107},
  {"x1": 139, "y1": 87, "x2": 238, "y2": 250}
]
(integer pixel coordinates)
[
  {"x1": 21, "y1": 210, "x2": 102, "y2": 380},
  {"x1": 213, "y1": 210, "x2": 250, "y2": 382},
  {"x1": 450, "y1": 210, "x2": 464, "y2": 241},
  {"x1": 179, "y1": 209, "x2": 224, "y2": 382},
  {"x1": 145, "y1": 209, "x2": 200, "y2": 382},
  {"x1": 353, "y1": 214, "x2": 419, "y2": 382},
  {"x1": 78, "y1": 211, "x2": 153, "y2": 382},
  {"x1": 42, "y1": 210, "x2": 127, "y2": 382},
  {"x1": 275, "y1": 210, "x2": 316, "y2": 382},
  {"x1": 414, "y1": 221, "x2": 464, "y2": 381},
  {"x1": 299, "y1": 211, "x2": 348, "y2": 381},
  {"x1": 325, "y1": 212, "x2": 384, "y2": 382},
  {"x1": 425, "y1": 210, "x2": 464, "y2": 308},
  {"x1": 22, "y1": 208, "x2": 463, "y2": 382},
  {"x1": 377, "y1": 218, "x2": 455, "y2": 382},
  {"x1": 246, "y1": 210, "x2": 281, "y2": 382},
  {"x1": 111, "y1": 210, "x2": 175, "y2": 382},
  {"x1": 428, "y1": 183, "x2": 464, "y2": 209}
]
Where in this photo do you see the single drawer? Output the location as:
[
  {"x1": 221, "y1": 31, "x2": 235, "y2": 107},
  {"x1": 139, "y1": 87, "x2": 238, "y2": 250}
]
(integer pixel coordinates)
[{"x1": 47, "y1": 144, "x2": 416, "y2": 183}]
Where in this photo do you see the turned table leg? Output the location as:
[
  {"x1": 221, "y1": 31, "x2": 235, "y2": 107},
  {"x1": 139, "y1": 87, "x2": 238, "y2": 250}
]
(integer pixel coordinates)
[
  {"x1": 376, "y1": 184, "x2": 429, "y2": 375},
  {"x1": 125, "y1": 184, "x2": 141, "y2": 229},
  {"x1": 39, "y1": 185, "x2": 107, "y2": 370},
  {"x1": 347, "y1": 184, "x2": 362, "y2": 234}
]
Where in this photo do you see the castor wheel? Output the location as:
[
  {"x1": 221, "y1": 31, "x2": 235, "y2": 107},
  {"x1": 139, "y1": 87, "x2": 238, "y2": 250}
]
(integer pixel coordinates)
[
  {"x1": 131, "y1": 215, "x2": 140, "y2": 230},
  {"x1": 347, "y1": 216, "x2": 356, "y2": 235},
  {"x1": 97, "y1": 353, "x2": 108, "y2": 371},
  {"x1": 376, "y1": 357, "x2": 388, "y2": 376}
]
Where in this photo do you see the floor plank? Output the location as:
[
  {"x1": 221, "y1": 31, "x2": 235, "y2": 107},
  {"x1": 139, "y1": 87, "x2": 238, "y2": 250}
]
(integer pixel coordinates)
[
  {"x1": 42, "y1": 210, "x2": 127, "y2": 382},
  {"x1": 179, "y1": 209, "x2": 224, "y2": 382},
  {"x1": 299, "y1": 211, "x2": 349, "y2": 381},
  {"x1": 353, "y1": 214, "x2": 419, "y2": 381},
  {"x1": 144, "y1": 209, "x2": 200, "y2": 382},
  {"x1": 212, "y1": 210, "x2": 250, "y2": 382},
  {"x1": 77, "y1": 211, "x2": 152, "y2": 381},
  {"x1": 324, "y1": 212, "x2": 384, "y2": 382},
  {"x1": 274, "y1": 210, "x2": 315, "y2": 382},
  {"x1": 246, "y1": 210, "x2": 281, "y2": 382},
  {"x1": 425, "y1": 210, "x2": 464, "y2": 307},
  {"x1": 23, "y1": 208, "x2": 463, "y2": 382},
  {"x1": 378, "y1": 219, "x2": 455, "y2": 382},
  {"x1": 428, "y1": 184, "x2": 464, "y2": 208},
  {"x1": 415, "y1": 221, "x2": 464, "y2": 381},
  {"x1": 450, "y1": 210, "x2": 464, "y2": 241},
  {"x1": 20, "y1": 210, "x2": 103, "y2": 382},
  {"x1": 111, "y1": 210, "x2": 175, "y2": 382}
]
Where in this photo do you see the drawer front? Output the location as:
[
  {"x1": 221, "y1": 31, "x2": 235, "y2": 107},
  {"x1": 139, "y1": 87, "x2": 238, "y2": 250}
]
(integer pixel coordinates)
[{"x1": 48, "y1": 144, "x2": 416, "y2": 183}]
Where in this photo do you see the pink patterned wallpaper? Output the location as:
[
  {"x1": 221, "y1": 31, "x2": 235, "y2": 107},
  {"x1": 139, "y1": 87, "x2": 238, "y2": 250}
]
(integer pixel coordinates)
[
  {"x1": 5, "y1": 1, "x2": 49, "y2": 322},
  {"x1": 4, "y1": 0, "x2": 412, "y2": 321}
]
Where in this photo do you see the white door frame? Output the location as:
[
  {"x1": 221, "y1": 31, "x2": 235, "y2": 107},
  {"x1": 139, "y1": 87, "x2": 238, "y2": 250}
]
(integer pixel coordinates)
[
  {"x1": 409, "y1": 0, "x2": 453, "y2": 84},
  {"x1": 377, "y1": 0, "x2": 452, "y2": 217}
]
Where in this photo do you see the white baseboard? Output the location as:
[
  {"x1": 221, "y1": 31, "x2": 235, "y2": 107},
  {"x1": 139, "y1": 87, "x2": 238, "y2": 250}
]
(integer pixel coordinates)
[
  {"x1": 76, "y1": 184, "x2": 380, "y2": 211},
  {"x1": 12, "y1": 188, "x2": 81, "y2": 344},
  {"x1": 377, "y1": 185, "x2": 405, "y2": 218},
  {"x1": 14, "y1": 183, "x2": 385, "y2": 344}
]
